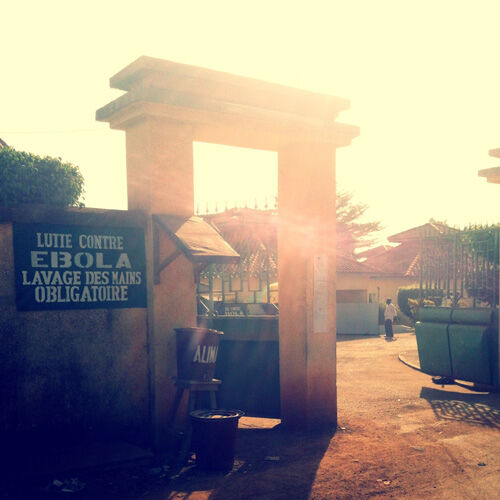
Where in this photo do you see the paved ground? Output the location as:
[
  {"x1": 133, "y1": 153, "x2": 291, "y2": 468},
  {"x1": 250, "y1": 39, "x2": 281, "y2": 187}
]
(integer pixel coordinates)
[{"x1": 16, "y1": 333, "x2": 500, "y2": 499}]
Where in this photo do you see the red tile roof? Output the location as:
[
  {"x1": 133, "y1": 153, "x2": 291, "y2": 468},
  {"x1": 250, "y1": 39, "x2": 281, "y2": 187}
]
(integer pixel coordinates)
[
  {"x1": 356, "y1": 245, "x2": 394, "y2": 260},
  {"x1": 362, "y1": 240, "x2": 420, "y2": 277},
  {"x1": 337, "y1": 254, "x2": 382, "y2": 274},
  {"x1": 202, "y1": 209, "x2": 431, "y2": 278},
  {"x1": 202, "y1": 208, "x2": 277, "y2": 278},
  {"x1": 388, "y1": 222, "x2": 453, "y2": 243},
  {"x1": 360, "y1": 223, "x2": 457, "y2": 277}
]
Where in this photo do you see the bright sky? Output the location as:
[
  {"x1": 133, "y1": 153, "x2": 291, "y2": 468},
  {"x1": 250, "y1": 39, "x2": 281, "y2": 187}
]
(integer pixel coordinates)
[{"x1": 1, "y1": 1, "x2": 499, "y2": 242}]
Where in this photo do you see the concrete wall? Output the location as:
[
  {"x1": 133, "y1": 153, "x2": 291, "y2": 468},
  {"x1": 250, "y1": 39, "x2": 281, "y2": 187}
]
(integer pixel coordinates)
[
  {"x1": 371, "y1": 276, "x2": 417, "y2": 307},
  {"x1": 337, "y1": 289, "x2": 367, "y2": 303},
  {"x1": 337, "y1": 273, "x2": 417, "y2": 306},
  {"x1": 337, "y1": 303, "x2": 379, "y2": 335},
  {"x1": 0, "y1": 207, "x2": 151, "y2": 447},
  {"x1": 337, "y1": 272, "x2": 379, "y2": 304},
  {"x1": 337, "y1": 272, "x2": 376, "y2": 298}
]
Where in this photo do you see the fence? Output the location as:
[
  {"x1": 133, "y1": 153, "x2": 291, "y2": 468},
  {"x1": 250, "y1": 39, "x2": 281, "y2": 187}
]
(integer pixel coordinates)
[{"x1": 419, "y1": 225, "x2": 499, "y2": 308}]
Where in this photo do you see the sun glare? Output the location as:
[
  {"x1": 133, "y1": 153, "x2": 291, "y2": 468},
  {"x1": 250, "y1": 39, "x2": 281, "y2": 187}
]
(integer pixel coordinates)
[
  {"x1": 193, "y1": 142, "x2": 278, "y2": 214},
  {"x1": 1, "y1": 1, "x2": 499, "y2": 237}
]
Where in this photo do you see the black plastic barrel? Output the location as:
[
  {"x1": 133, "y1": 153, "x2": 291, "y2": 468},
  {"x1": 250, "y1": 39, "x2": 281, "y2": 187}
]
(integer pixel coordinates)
[
  {"x1": 190, "y1": 409, "x2": 244, "y2": 471},
  {"x1": 175, "y1": 327, "x2": 223, "y2": 382}
]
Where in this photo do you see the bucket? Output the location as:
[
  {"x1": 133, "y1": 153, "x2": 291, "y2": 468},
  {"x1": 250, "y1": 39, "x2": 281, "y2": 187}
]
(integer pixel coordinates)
[
  {"x1": 175, "y1": 327, "x2": 223, "y2": 382},
  {"x1": 190, "y1": 409, "x2": 244, "y2": 471}
]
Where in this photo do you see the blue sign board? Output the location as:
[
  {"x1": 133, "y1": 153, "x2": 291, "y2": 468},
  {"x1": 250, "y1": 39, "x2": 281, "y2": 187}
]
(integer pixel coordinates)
[{"x1": 13, "y1": 223, "x2": 147, "y2": 310}]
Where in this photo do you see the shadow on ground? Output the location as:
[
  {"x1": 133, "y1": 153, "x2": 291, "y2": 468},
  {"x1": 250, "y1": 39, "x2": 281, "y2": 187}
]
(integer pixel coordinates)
[
  {"x1": 168, "y1": 425, "x2": 335, "y2": 500},
  {"x1": 337, "y1": 334, "x2": 380, "y2": 342},
  {"x1": 420, "y1": 386, "x2": 500, "y2": 429}
]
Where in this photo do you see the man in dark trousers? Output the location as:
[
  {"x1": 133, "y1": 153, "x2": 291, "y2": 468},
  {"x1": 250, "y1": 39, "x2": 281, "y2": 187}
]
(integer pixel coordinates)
[{"x1": 384, "y1": 298, "x2": 397, "y2": 340}]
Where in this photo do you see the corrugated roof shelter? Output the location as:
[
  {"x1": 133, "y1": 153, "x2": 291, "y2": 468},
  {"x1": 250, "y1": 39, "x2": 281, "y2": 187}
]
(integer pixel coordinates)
[
  {"x1": 153, "y1": 214, "x2": 239, "y2": 284},
  {"x1": 154, "y1": 214, "x2": 239, "y2": 263}
]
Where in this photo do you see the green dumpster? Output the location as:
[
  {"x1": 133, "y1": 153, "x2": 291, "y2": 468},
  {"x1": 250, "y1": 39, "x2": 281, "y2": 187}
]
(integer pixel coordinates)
[
  {"x1": 451, "y1": 308, "x2": 493, "y2": 326},
  {"x1": 415, "y1": 321, "x2": 453, "y2": 377},
  {"x1": 448, "y1": 324, "x2": 492, "y2": 384},
  {"x1": 418, "y1": 307, "x2": 453, "y2": 323}
]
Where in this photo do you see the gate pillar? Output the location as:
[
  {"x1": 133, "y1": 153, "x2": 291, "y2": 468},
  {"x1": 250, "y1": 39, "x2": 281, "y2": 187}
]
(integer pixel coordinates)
[
  {"x1": 125, "y1": 117, "x2": 194, "y2": 215},
  {"x1": 97, "y1": 56, "x2": 359, "y2": 441},
  {"x1": 278, "y1": 140, "x2": 337, "y2": 428},
  {"x1": 103, "y1": 114, "x2": 198, "y2": 448}
]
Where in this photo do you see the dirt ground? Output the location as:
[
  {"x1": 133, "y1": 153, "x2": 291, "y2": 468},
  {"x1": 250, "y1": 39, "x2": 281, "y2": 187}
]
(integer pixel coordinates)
[{"x1": 19, "y1": 333, "x2": 500, "y2": 499}]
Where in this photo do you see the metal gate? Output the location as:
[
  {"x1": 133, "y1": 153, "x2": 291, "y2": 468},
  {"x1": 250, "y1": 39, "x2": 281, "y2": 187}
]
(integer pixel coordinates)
[{"x1": 419, "y1": 225, "x2": 499, "y2": 308}]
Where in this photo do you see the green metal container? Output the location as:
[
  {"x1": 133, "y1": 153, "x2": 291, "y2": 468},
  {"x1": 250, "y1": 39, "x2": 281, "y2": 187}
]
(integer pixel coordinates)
[
  {"x1": 418, "y1": 307, "x2": 453, "y2": 324},
  {"x1": 448, "y1": 324, "x2": 492, "y2": 384},
  {"x1": 450, "y1": 308, "x2": 493, "y2": 326},
  {"x1": 415, "y1": 321, "x2": 453, "y2": 377}
]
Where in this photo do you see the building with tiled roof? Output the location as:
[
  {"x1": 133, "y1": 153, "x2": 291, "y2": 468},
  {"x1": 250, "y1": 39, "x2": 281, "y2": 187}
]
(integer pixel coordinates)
[
  {"x1": 356, "y1": 244, "x2": 393, "y2": 260},
  {"x1": 337, "y1": 254, "x2": 381, "y2": 274},
  {"x1": 387, "y1": 222, "x2": 453, "y2": 243},
  {"x1": 199, "y1": 208, "x2": 395, "y2": 307},
  {"x1": 198, "y1": 208, "x2": 456, "y2": 313},
  {"x1": 203, "y1": 207, "x2": 277, "y2": 278},
  {"x1": 361, "y1": 241, "x2": 420, "y2": 278},
  {"x1": 363, "y1": 222, "x2": 453, "y2": 277},
  {"x1": 197, "y1": 209, "x2": 442, "y2": 333},
  {"x1": 358, "y1": 222, "x2": 456, "y2": 305},
  {"x1": 199, "y1": 208, "x2": 277, "y2": 305},
  {"x1": 336, "y1": 254, "x2": 385, "y2": 304}
]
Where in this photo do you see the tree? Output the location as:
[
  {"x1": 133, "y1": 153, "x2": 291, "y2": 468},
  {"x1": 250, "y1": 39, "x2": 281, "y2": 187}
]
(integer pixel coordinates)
[
  {"x1": 0, "y1": 147, "x2": 85, "y2": 207},
  {"x1": 336, "y1": 190, "x2": 382, "y2": 257}
]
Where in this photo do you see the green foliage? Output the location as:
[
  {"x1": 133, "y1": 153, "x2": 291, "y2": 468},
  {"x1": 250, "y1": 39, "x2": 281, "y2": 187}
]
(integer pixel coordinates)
[
  {"x1": 461, "y1": 226, "x2": 499, "y2": 307},
  {"x1": 407, "y1": 298, "x2": 436, "y2": 320},
  {"x1": 0, "y1": 147, "x2": 85, "y2": 207},
  {"x1": 397, "y1": 286, "x2": 443, "y2": 320},
  {"x1": 397, "y1": 287, "x2": 417, "y2": 318},
  {"x1": 336, "y1": 190, "x2": 382, "y2": 257}
]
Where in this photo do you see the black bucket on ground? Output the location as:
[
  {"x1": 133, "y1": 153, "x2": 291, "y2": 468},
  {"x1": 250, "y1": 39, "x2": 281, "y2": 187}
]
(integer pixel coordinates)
[
  {"x1": 175, "y1": 327, "x2": 223, "y2": 382},
  {"x1": 189, "y1": 409, "x2": 244, "y2": 471}
]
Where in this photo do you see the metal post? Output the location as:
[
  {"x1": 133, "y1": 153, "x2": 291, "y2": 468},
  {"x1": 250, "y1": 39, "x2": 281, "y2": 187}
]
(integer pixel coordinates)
[
  {"x1": 419, "y1": 234, "x2": 423, "y2": 305},
  {"x1": 208, "y1": 266, "x2": 214, "y2": 314}
]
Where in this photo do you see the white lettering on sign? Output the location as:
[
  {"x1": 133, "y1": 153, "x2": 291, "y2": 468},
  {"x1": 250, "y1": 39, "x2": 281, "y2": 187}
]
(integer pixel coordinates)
[
  {"x1": 30, "y1": 251, "x2": 49, "y2": 268},
  {"x1": 15, "y1": 224, "x2": 147, "y2": 310},
  {"x1": 36, "y1": 232, "x2": 73, "y2": 248},
  {"x1": 29, "y1": 251, "x2": 132, "y2": 269},
  {"x1": 115, "y1": 253, "x2": 131, "y2": 269},
  {"x1": 111, "y1": 271, "x2": 142, "y2": 285},
  {"x1": 78, "y1": 234, "x2": 124, "y2": 250},
  {"x1": 22, "y1": 270, "x2": 82, "y2": 286},
  {"x1": 192, "y1": 345, "x2": 219, "y2": 364},
  {"x1": 33, "y1": 285, "x2": 128, "y2": 303},
  {"x1": 85, "y1": 271, "x2": 110, "y2": 285}
]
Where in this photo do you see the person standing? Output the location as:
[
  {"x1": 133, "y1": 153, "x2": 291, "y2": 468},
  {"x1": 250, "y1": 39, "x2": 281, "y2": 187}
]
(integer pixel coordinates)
[{"x1": 384, "y1": 298, "x2": 397, "y2": 340}]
